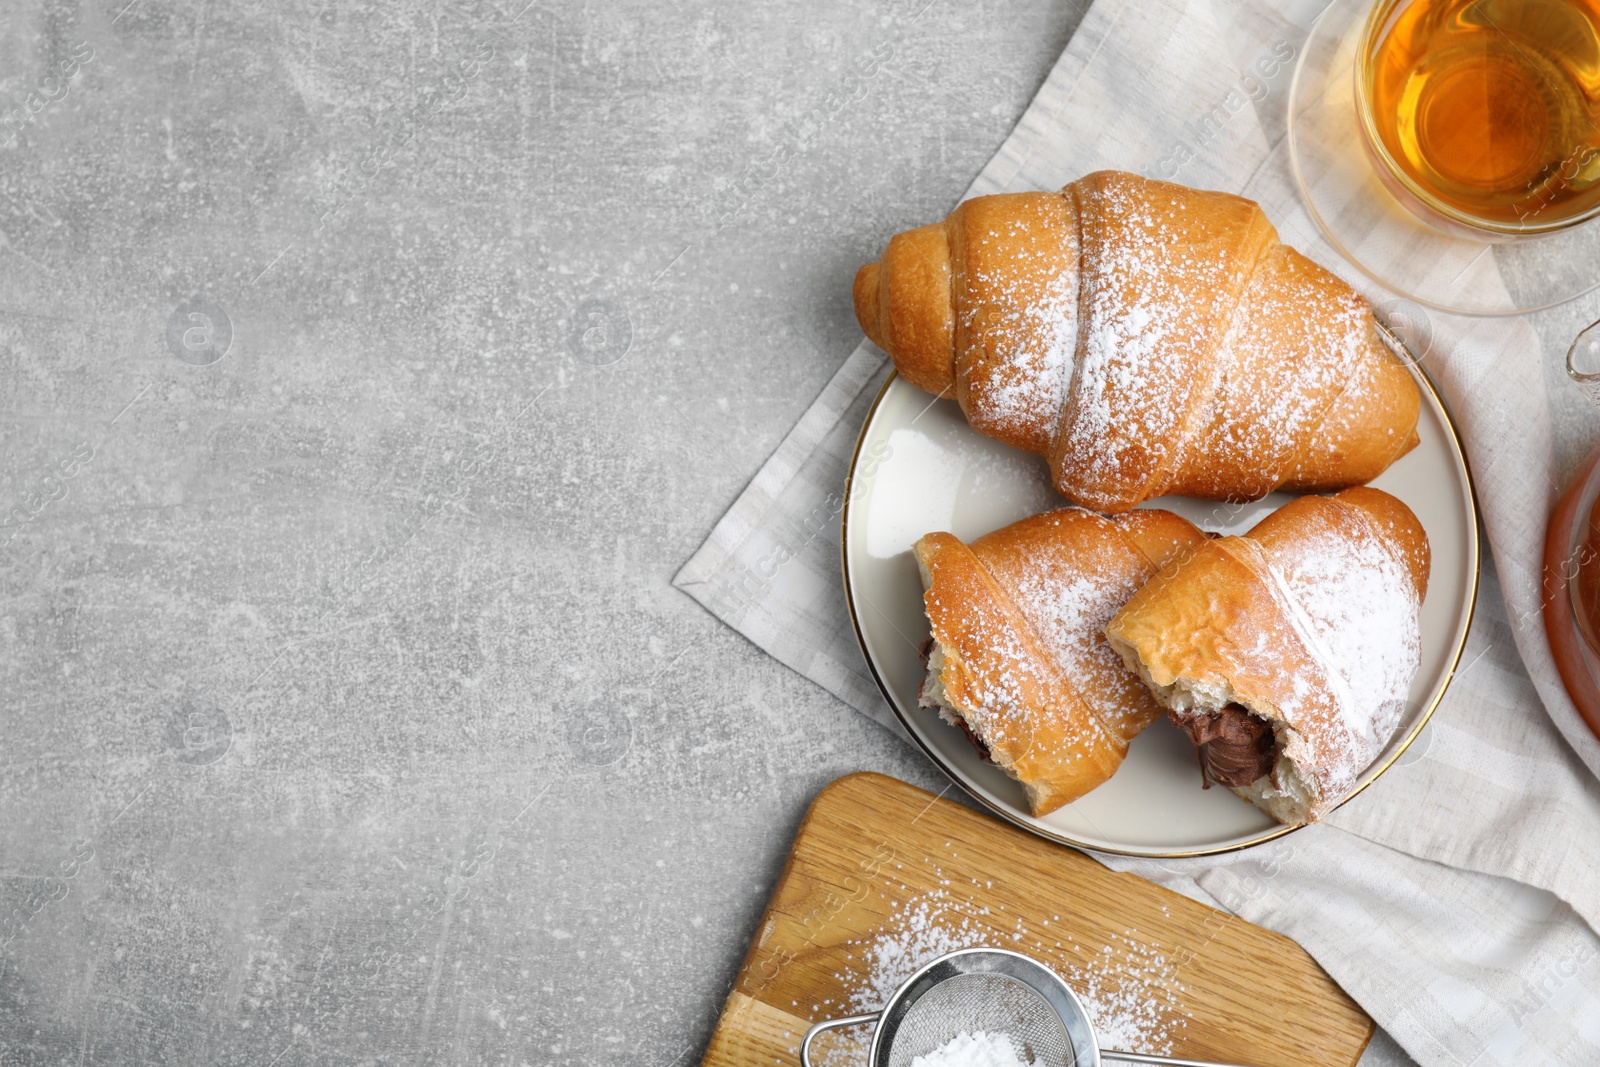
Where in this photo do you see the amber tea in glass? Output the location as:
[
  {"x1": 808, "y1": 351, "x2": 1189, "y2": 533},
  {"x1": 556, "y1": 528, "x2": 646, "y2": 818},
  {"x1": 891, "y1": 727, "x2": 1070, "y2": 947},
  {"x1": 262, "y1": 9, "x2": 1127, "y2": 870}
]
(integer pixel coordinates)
[{"x1": 1358, "y1": 0, "x2": 1600, "y2": 235}]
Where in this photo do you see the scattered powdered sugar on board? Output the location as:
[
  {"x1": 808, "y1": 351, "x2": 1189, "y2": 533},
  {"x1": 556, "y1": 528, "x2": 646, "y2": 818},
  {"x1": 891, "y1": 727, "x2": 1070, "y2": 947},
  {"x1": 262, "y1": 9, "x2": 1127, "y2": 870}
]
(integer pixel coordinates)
[
  {"x1": 1068, "y1": 940, "x2": 1185, "y2": 1053},
  {"x1": 813, "y1": 886, "x2": 1185, "y2": 1067},
  {"x1": 847, "y1": 895, "x2": 991, "y2": 1015},
  {"x1": 909, "y1": 1031, "x2": 1035, "y2": 1067}
]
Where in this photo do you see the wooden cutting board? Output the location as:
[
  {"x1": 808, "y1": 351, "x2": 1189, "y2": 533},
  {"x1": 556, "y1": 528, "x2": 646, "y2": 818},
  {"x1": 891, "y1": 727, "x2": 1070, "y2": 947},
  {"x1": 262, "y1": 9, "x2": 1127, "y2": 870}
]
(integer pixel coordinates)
[{"x1": 701, "y1": 773, "x2": 1371, "y2": 1067}]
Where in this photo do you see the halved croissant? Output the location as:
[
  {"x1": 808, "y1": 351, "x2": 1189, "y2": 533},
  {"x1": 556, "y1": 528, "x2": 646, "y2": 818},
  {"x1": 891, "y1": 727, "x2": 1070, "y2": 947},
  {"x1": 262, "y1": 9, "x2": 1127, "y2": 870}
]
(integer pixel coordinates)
[
  {"x1": 1105, "y1": 486, "x2": 1430, "y2": 824},
  {"x1": 915, "y1": 506, "x2": 1208, "y2": 815},
  {"x1": 855, "y1": 170, "x2": 1422, "y2": 513}
]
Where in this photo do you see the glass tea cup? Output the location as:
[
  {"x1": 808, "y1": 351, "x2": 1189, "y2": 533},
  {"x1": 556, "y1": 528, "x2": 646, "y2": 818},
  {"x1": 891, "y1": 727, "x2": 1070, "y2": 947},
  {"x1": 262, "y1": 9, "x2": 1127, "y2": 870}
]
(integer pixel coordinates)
[{"x1": 1355, "y1": 0, "x2": 1600, "y2": 241}]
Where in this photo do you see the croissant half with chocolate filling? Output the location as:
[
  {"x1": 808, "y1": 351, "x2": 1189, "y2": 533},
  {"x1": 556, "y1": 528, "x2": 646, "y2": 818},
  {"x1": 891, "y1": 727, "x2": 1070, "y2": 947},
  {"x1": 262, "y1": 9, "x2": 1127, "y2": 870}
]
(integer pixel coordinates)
[
  {"x1": 1104, "y1": 486, "x2": 1430, "y2": 825},
  {"x1": 855, "y1": 170, "x2": 1422, "y2": 513},
  {"x1": 915, "y1": 507, "x2": 1208, "y2": 816}
]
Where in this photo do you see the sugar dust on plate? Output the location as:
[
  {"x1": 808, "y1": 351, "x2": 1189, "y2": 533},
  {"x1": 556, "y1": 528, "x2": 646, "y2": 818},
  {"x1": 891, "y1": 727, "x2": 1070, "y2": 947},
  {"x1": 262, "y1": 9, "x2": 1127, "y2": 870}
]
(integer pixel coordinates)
[{"x1": 909, "y1": 1030, "x2": 1035, "y2": 1067}]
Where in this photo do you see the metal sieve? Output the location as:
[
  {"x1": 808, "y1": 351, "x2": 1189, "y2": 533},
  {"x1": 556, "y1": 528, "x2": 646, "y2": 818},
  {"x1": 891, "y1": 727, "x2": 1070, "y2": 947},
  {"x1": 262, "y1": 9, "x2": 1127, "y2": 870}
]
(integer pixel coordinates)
[{"x1": 798, "y1": 947, "x2": 1252, "y2": 1067}]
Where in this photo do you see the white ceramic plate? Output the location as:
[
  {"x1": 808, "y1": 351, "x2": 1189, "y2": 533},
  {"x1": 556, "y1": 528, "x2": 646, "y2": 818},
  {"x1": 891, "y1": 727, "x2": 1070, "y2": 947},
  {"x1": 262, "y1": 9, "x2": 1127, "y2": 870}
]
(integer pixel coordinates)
[{"x1": 841, "y1": 359, "x2": 1479, "y2": 857}]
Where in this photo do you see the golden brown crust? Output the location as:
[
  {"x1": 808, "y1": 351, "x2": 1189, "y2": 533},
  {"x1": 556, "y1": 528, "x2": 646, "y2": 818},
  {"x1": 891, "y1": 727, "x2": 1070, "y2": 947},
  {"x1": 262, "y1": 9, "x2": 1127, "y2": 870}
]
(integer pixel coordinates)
[
  {"x1": 916, "y1": 507, "x2": 1207, "y2": 815},
  {"x1": 1104, "y1": 487, "x2": 1429, "y2": 823},
  {"x1": 1106, "y1": 537, "x2": 1303, "y2": 716},
  {"x1": 1333, "y1": 486, "x2": 1431, "y2": 596},
  {"x1": 1051, "y1": 172, "x2": 1278, "y2": 509},
  {"x1": 856, "y1": 223, "x2": 954, "y2": 396},
  {"x1": 1108, "y1": 506, "x2": 1218, "y2": 574},
  {"x1": 1248, "y1": 487, "x2": 1430, "y2": 602},
  {"x1": 1283, "y1": 323, "x2": 1423, "y2": 495},
  {"x1": 916, "y1": 530, "x2": 1121, "y2": 816},
  {"x1": 1106, "y1": 533, "x2": 1358, "y2": 805},
  {"x1": 853, "y1": 170, "x2": 1422, "y2": 512},
  {"x1": 948, "y1": 192, "x2": 1081, "y2": 455}
]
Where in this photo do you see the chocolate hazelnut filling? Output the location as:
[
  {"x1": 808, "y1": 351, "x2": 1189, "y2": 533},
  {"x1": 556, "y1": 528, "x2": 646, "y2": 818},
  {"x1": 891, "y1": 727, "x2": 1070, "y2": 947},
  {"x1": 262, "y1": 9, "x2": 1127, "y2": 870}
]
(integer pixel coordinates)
[
  {"x1": 953, "y1": 717, "x2": 993, "y2": 761},
  {"x1": 1174, "y1": 703, "x2": 1276, "y2": 788},
  {"x1": 916, "y1": 637, "x2": 994, "y2": 763}
]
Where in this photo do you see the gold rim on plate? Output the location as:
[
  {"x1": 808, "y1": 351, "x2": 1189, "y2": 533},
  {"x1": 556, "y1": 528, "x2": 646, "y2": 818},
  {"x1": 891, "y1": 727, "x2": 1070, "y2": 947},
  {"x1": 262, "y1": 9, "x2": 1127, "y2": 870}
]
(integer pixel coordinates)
[{"x1": 839, "y1": 356, "x2": 1480, "y2": 858}]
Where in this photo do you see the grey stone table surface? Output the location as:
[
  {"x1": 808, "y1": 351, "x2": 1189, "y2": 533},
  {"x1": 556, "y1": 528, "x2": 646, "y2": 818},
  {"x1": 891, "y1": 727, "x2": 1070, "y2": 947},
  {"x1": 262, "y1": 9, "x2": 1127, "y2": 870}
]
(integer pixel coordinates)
[{"x1": 0, "y1": 1, "x2": 1088, "y2": 1063}]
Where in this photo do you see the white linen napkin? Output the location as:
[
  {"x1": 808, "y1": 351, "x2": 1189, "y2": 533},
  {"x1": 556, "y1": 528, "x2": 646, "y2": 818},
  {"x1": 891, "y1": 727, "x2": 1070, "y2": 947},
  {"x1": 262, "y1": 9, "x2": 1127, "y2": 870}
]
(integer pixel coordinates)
[{"x1": 673, "y1": 0, "x2": 1600, "y2": 1062}]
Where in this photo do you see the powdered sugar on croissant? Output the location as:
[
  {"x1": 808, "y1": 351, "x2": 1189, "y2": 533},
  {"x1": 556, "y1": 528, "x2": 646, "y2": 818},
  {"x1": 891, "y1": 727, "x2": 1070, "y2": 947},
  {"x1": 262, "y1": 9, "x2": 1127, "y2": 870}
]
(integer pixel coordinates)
[
  {"x1": 1265, "y1": 521, "x2": 1421, "y2": 756},
  {"x1": 915, "y1": 507, "x2": 1209, "y2": 816},
  {"x1": 1105, "y1": 486, "x2": 1429, "y2": 824},
  {"x1": 854, "y1": 171, "x2": 1422, "y2": 513}
]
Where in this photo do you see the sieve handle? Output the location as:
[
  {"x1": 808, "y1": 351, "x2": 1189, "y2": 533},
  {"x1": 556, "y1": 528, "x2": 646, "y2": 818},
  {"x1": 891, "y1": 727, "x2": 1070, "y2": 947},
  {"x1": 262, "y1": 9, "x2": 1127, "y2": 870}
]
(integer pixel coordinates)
[
  {"x1": 1100, "y1": 1050, "x2": 1256, "y2": 1067},
  {"x1": 799, "y1": 1012, "x2": 881, "y2": 1067}
]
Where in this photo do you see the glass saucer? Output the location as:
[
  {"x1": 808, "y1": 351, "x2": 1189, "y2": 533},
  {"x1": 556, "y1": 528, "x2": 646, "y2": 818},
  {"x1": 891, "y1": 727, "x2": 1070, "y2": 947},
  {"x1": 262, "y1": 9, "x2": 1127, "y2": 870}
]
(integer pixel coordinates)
[{"x1": 1287, "y1": 0, "x2": 1600, "y2": 316}]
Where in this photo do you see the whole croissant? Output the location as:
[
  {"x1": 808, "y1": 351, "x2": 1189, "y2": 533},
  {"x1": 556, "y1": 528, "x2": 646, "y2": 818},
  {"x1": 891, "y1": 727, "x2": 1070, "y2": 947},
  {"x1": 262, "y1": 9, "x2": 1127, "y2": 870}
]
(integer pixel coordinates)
[
  {"x1": 915, "y1": 506, "x2": 1208, "y2": 815},
  {"x1": 854, "y1": 171, "x2": 1422, "y2": 513}
]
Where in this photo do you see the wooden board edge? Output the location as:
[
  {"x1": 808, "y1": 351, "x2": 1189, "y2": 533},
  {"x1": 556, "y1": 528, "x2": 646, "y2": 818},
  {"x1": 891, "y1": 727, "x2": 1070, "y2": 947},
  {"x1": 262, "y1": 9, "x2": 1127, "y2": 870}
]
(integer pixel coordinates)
[
  {"x1": 699, "y1": 772, "x2": 1376, "y2": 1066},
  {"x1": 696, "y1": 775, "x2": 889, "y2": 1067},
  {"x1": 718, "y1": 776, "x2": 892, "y2": 997}
]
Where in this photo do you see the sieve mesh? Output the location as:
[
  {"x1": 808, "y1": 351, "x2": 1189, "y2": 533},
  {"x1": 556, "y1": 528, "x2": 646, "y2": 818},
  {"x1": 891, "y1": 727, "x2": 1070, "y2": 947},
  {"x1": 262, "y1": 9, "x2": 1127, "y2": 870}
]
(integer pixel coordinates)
[{"x1": 883, "y1": 973, "x2": 1075, "y2": 1067}]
